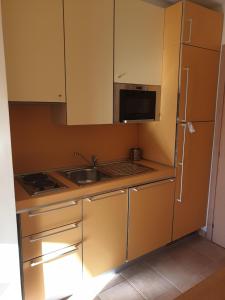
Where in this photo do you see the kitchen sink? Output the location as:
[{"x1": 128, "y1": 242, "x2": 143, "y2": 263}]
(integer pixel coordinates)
[
  {"x1": 61, "y1": 168, "x2": 110, "y2": 185},
  {"x1": 60, "y1": 161, "x2": 154, "y2": 186}
]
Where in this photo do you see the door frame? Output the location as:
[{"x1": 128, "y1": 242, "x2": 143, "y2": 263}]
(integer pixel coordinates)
[{"x1": 206, "y1": 45, "x2": 225, "y2": 240}]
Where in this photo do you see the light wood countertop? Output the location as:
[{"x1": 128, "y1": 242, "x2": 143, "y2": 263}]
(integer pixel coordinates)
[{"x1": 15, "y1": 160, "x2": 175, "y2": 213}]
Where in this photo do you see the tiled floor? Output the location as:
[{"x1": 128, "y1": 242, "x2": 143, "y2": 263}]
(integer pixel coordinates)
[{"x1": 92, "y1": 233, "x2": 225, "y2": 300}]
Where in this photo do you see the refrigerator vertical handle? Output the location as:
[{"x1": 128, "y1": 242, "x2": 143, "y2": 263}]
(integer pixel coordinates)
[
  {"x1": 177, "y1": 124, "x2": 187, "y2": 203},
  {"x1": 183, "y1": 18, "x2": 193, "y2": 44},
  {"x1": 181, "y1": 67, "x2": 190, "y2": 122}
]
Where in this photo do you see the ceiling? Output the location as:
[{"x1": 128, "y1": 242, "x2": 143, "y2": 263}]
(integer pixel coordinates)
[
  {"x1": 166, "y1": 0, "x2": 224, "y2": 10},
  {"x1": 146, "y1": 0, "x2": 225, "y2": 10}
]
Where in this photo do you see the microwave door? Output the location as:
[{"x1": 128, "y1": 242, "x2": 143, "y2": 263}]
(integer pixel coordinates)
[{"x1": 119, "y1": 89, "x2": 156, "y2": 123}]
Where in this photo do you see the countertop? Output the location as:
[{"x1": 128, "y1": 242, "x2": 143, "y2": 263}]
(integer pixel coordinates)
[{"x1": 15, "y1": 160, "x2": 176, "y2": 213}]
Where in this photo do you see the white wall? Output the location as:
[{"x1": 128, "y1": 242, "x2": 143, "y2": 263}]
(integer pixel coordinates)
[{"x1": 0, "y1": 2, "x2": 22, "y2": 299}]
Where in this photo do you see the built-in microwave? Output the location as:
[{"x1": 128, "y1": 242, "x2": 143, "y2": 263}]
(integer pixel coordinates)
[{"x1": 114, "y1": 83, "x2": 161, "y2": 123}]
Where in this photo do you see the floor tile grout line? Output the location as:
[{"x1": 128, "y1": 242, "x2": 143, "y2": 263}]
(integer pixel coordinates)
[
  {"x1": 143, "y1": 260, "x2": 183, "y2": 294},
  {"x1": 120, "y1": 273, "x2": 148, "y2": 300}
]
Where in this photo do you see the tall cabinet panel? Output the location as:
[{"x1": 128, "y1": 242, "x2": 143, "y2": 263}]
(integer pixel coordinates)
[
  {"x1": 64, "y1": 0, "x2": 114, "y2": 125},
  {"x1": 164, "y1": 1, "x2": 222, "y2": 241},
  {"x1": 182, "y1": 1, "x2": 223, "y2": 51},
  {"x1": 179, "y1": 45, "x2": 220, "y2": 122},
  {"x1": 173, "y1": 122, "x2": 214, "y2": 240},
  {"x1": 1, "y1": 0, "x2": 65, "y2": 102}
]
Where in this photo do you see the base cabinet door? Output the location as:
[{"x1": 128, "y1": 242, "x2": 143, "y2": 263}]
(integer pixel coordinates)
[
  {"x1": 128, "y1": 179, "x2": 175, "y2": 261},
  {"x1": 173, "y1": 122, "x2": 214, "y2": 240},
  {"x1": 83, "y1": 190, "x2": 128, "y2": 278},
  {"x1": 23, "y1": 244, "x2": 82, "y2": 300}
]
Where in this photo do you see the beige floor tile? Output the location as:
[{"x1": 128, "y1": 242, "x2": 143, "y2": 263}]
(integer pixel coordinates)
[
  {"x1": 185, "y1": 236, "x2": 225, "y2": 262},
  {"x1": 144, "y1": 243, "x2": 212, "y2": 292},
  {"x1": 98, "y1": 281, "x2": 144, "y2": 300},
  {"x1": 121, "y1": 262, "x2": 180, "y2": 300}
]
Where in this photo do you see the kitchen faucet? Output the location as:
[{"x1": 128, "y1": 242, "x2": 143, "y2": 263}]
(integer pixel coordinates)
[{"x1": 74, "y1": 152, "x2": 98, "y2": 168}]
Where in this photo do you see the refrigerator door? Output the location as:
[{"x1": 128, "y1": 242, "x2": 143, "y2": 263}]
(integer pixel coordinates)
[
  {"x1": 178, "y1": 45, "x2": 219, "y2": 122},
  {"x1": 173, "y1": 122, "x2": 214, "y2": 240}
]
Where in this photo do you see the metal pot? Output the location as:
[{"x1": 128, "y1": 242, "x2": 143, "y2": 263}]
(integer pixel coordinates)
[{"x1": 129, "y1": 148, "x2": 142, "y2": 161}]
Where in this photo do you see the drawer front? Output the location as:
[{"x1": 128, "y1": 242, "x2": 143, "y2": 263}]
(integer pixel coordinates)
[
  {"x1": 20, "y1": 199, "x2": 82, "y2": 237},
  {"x1": 23, "y1": 244, "x2": 82, "y2": 300},
  {"x1": 22, "y1": 221, "x2": 82, "y2": 262}
]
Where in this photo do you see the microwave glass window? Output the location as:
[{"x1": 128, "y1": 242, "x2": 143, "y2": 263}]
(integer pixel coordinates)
[{"x1": 119, "y1": 89, "x2": 156, "y2": 122}]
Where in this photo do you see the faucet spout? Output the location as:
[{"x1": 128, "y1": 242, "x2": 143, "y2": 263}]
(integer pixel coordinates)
[{"x1": 74, "y1": 152, "x2": 98, "y2": 168}]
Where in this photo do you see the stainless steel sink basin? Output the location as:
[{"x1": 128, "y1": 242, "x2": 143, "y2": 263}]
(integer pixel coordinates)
[{"x1": 61, "y1": 168, "x2": 110, "y2": 185}]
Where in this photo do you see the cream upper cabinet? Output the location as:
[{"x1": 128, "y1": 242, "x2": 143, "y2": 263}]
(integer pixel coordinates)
[
  {"x1": 182, "y1": 1, "x2": 223, "y2": 51},
  {"x1": 1, "y1": 0, "x2": 65, "y2": 102},
  {"x1": 83, "y1": 190, "x2": 128, "y2": 278},
  {"x1": 128, "y1": 179, "x2": 175, "y2": 261},
  {"x1": 114, "y1": 0, "x2": 164, "y2": 85},
  {"x1": 63, "y1": 0, "x2": 114, "y2": 125}
]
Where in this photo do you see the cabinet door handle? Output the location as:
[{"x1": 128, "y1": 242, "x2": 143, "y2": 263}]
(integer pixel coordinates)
[
  {"x1": 28, "y1": 200, "x2": 78, "y2": 217},
  {"x1": 131, "y1": 179, "x2": 175, "y2": 192},
  {"x1": 117, "y1": 72, "x2": 126, "y2": 79},
  {"x1": 87, "y1": 190, "x2": 126, "y2": 202},
  {"x1": 181, "y1": 66, "x2": 190, "y2": 122},
  {"x1": 29, "y1": 221, "x2": 81, "y2": 243},
  {"x1": 30, "y1": 243, "x2": 81, "y2": 267},
  {"x1": 177, "y1": 124, "x2": 187, "y2": 203},
  {"x1": 183, "y1": 18, "x2": 192, "y2": 44}
]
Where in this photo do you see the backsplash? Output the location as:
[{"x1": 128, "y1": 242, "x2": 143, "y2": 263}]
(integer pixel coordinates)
[{"x1": 9, "y1": 103, "x2": 138, "y2": 174}]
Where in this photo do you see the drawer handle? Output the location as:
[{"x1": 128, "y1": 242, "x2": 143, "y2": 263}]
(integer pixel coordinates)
[
  {"x1": 28, "y1": 200, "x2": 78, "y2": 217},
  {"x1": 132, "y1": 179, "x2": 175, "y2": 192},
  {"x1": 29, "y1": 221, "x2": 81, "y2": 243},
  {"x1": 183, "y1": 18, "x2": 192, "y2": 44},
  {"x1": 86, "y1": 190, "x2": 126, "y2": 202},
  {"x1": 30, "y1": 243, "x2": 81, "y2": 268}
]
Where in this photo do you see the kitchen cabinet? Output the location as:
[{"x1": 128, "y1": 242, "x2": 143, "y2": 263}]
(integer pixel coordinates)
[
  {"x1": 128, "y1": 179, "x2": 175, "y2": 261},
  {"x1": 1, "y1": 0, "x2": 65, "y2": 102},
  {"x1": 23, "y1": 244, "x2": 82, "y2": 300},
  {"x1": 178, "y1": 45, "x2": 220, "y2": 122},
  {"x1": 83, "y1": 189, "x2": 128, "y2": 278},
  {"x1": 19, "y1": 198, "x2": 83, "y2": 300},
  {"x1": 173, "y1": 122, "x2": 214, "y2": 240},
  {"x1": 20, "y1": 198, "x2": 82, "y2": 237},
  {"x1": 182, "y1": 1, "x2": 223, "y2": 51},
  {"x1": 114, "y1": 0, "x2": 164, "y2": 85},
  {"x1": 63, "y1": 0, "x2": 114, "y2": 125}
]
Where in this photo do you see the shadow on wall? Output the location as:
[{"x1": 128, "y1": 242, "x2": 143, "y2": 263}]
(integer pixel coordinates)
[{"x1": 9, "y1": 103, "x2": 139, "y2": 174}]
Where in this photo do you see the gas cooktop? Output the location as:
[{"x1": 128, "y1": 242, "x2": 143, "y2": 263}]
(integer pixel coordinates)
[{"x1": 16, "y1": 172, "x2": 67, "y2": 196}]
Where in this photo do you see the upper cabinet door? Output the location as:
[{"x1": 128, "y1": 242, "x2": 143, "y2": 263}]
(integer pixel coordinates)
[
  {"x1": 114, "y1": 0, "x2": 164, "y2": 85},
  {"x1": 182, "y1": 1, "x2": 223, "y2": 51},
  {"x1": 64, "y1": 0, "x2": 114, "y2": 125},
  {"x1": 2, "y1": 0, "x2": 65, "y2": 102},
  {"x1": 178, "y1": 45, "x2": 220, "y2": 122}
]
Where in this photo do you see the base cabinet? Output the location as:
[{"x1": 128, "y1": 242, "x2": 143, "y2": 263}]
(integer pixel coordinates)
[
  {"x1": 83, "y1": 190, "x2": 128, "y2": 278},
  {"x1": 128, "y1": 179, "x2": 175, "y2": 261},
  {"x1": 23, "y1": 244, "x2": 82, "y2": 300}
]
